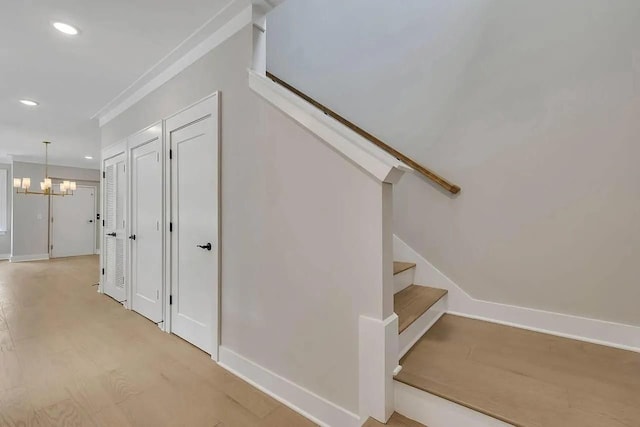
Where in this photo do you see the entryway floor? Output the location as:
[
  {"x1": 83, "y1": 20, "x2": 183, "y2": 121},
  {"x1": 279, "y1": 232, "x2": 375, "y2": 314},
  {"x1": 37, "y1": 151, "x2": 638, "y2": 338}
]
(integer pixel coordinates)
[{"x1": 0, "y1": 256, "x2": 316, "y2": 426}]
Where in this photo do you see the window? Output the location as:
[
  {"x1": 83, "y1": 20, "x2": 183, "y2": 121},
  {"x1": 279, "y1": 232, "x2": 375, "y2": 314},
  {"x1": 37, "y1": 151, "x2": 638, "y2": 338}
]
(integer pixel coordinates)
[{"x1": 0, "y1": 168, "x2": 7, "y2": 232}]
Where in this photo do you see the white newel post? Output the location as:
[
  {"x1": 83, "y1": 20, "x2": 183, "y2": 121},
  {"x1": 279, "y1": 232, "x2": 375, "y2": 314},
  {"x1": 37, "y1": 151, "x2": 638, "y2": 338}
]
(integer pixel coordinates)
[{"x1": 359, "y1": 182, "x2": 400, "y2": 423}]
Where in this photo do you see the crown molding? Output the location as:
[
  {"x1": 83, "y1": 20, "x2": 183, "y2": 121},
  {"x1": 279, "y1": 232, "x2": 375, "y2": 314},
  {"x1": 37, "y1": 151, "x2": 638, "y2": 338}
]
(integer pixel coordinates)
[{"x1": 96, "y1": 0, "x2": 253, "y2": 127}]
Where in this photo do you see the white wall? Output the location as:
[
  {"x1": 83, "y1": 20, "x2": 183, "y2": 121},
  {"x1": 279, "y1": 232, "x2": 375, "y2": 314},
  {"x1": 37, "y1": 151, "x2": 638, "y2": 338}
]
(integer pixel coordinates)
[
  {"x1": 268, "y1": 0, "x2": 491, "y2": 150},
  {"x1": 267, "y1": 0, "x2": 640, "y2": 327},
  {"x1": 101, "y1": 24, "x2": 386, "y2": 415},
  {"x1": 12, "y1": 162, "x2": 49, "y2": 258},
  {"x1": 11, "y1": 162, "x2": 100, "y2": 258}
]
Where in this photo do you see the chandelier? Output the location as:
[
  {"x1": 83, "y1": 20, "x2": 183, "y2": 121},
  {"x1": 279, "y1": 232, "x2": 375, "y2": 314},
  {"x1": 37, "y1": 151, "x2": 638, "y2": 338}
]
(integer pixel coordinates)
[{"x1": 13, "y1": 141, "x2": 76, "y2": 196}]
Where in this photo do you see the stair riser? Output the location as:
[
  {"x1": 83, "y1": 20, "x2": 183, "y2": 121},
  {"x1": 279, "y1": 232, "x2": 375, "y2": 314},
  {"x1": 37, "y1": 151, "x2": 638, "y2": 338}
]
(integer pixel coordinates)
[
  {"x1": 399, "y1": 296, "x2": 447, "y2": 359},
  {"x1": 394, "y1": 382, "x2": 511, "y2": 427},
  {"x1": 394, "y1": 268, "x2": 415, "y2": 294}
]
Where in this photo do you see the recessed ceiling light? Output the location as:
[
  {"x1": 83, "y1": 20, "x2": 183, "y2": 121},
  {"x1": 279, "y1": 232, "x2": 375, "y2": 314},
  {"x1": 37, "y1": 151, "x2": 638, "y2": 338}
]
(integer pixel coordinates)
[
  {"x1": 19, "y1": 99, "x2": 39, "y2": 106},
  {"x1": 84, "y1": 155, "x2": 93, "y2": 160},
  {"x1": 53, "y1": 22, "x2": 79, "y2": 35}
]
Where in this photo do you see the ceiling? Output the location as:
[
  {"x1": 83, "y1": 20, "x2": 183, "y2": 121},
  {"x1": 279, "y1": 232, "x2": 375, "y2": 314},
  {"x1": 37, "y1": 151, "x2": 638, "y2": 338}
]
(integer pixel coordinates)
[{"x1": 0, "y1": 0, "x2": 236, "y2": 168}]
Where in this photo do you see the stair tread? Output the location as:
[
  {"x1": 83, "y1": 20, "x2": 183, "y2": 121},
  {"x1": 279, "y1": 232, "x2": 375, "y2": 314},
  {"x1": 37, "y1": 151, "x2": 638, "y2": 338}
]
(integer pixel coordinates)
[
  {"x1": 394, "y1": 285, "x2": 447, "y2": 333},
  {"x1": 395, "y1": 314, "x2": 640, "y2": 427},
  {"x1": 363, "y1": 412, "x2": 426, "y2": 427},
  {"x1": 393, "y1": 261, "x2": 416, "y2": 275}
]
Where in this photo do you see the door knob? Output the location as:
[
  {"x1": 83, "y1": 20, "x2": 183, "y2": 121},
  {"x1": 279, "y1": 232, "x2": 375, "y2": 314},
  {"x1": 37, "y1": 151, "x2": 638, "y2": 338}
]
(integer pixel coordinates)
[
  {"x1": 129, "y1": 234, "x2": 136, "y2": 240},
  {"x1": 106, "y1": 232, "x2": 116, "y2": 237},
  {"x1": 197, "y1": 243, "x2": 212, "y2": 251}
]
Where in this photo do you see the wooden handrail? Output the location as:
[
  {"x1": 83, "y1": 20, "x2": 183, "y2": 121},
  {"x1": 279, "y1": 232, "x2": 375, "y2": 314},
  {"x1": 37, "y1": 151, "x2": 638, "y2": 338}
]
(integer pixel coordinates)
[{"x1": 266, "y1": 71, "x2": 461, "y2": 195}]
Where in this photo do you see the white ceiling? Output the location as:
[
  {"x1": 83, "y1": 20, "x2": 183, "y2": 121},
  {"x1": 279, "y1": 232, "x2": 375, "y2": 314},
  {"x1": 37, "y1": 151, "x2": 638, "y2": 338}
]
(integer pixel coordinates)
[{"x1": 0, "y1": 0, "x2": 235, "y2": 168}]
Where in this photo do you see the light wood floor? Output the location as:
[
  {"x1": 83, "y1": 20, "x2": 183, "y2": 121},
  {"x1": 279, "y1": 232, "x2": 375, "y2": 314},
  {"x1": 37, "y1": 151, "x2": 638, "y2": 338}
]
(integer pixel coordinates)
[
  {"x1": 363, "y1": 412, "x2": 424, "y2": 427},
  {"x1": 0, "y1": 256, "x2": 316, "y2": 426},
  {"x1": 396, "y1": 314, "x2": 640, "y2": 427}
]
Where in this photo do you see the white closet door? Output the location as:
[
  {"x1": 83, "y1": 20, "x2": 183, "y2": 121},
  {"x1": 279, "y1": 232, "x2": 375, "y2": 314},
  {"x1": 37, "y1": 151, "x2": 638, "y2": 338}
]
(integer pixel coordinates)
[
  {"x1": 168, "y1": 94, "x2": 219, "y2": 357},
  {"x1": 103, "y1": 153, "x2": 127, "y2": 303},
  {"x1": 130, "y1": 133, "x2": 163, "y2": 322}
]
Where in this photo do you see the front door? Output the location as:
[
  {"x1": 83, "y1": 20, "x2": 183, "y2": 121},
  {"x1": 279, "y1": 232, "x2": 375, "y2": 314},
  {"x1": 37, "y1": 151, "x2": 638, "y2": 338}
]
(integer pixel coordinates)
[
  {"x1": 103, "y1": 152, "x2": 127, "y2": 303},
  {"x1": 168, "y1": 94, "x2": 219, "y2": 357},
  {"x1": 51, "y1": 186, "x2": 96, "y2": 257},
  {"x1": 130, "y1": 134, "x2": 163, "y2": 322}
]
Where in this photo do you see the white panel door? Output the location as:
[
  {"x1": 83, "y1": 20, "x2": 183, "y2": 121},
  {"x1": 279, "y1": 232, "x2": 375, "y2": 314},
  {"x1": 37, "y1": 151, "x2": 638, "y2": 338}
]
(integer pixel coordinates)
[
  {"x1": 130, "y1": 135, "x2": 163, "y2": 322},
  {"x1": 51, "y1": 186, "x2": 96, "y2": 258},
  {"x1": 103, "y1": 153, "x2": 127, "y2": 303},
  {"x1": 168, "y1": 94, "x2": 219, "y2": 356}
]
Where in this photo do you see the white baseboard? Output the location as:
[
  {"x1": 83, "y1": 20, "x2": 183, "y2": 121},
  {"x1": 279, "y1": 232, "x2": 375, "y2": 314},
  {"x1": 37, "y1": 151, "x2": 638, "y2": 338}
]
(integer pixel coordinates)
[
  {"x1": 10, "y1": 253, "x2": 50, "y2": 263},
  {"x1": 94, "y1": 249, "x2": 101, "y2": 255},
  {"x1": 399, "y1": 296, "x2": 447, "y2": 359},
  {"x1": 395, "y1": 381, "x2": 511, "y2": 427},
  {"x1": 218, "y1": 346, "x2": 362, "y2": 427},
  {"x1": 394, "y1": 235, "x2": 640, "y2": 353},
  {"x1": 0, "y1": 253, "x2": 10, "y2": 261}
]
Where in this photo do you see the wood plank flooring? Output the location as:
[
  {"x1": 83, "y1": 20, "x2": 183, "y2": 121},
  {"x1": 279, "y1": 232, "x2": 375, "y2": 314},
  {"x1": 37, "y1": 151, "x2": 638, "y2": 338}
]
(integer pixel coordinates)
[
  {"x1": 396, "y1": 314, "x2": 640, "y2": 427},
  {"x1": 394, "y1": 285, "x2": 447, "y2": 333},
  {"x1": 363, "y1": 412, "x2": 425, "y2": 426},
  {"x1": 0, "y1": 256, "x2": 316, "y2": 426}
]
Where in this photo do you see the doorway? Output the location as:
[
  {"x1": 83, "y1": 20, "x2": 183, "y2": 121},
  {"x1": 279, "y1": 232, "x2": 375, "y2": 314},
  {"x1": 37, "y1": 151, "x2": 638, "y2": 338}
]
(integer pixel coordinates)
[
  {"x1": 167, "y1": 94, "x2": 220, "y2": 358},
  {"x1": 51, "y1": 186, "x2": 96, "y2": 258}
]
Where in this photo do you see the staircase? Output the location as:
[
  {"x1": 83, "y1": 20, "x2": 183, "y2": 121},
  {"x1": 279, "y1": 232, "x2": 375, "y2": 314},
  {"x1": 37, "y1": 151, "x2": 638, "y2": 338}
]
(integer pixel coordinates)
[
  {"x1": 360, "y1": 261, "x2": 450, "y2": 427},
  {"x1": 389, "y1": 263, "x2": 640, "y2": 427},
  {"x1": 255, "y1": 65, "x2": 639, "y2": 427},
  {"x1": 393, "y1": 262, "x2": 448, "y2": 359}
]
